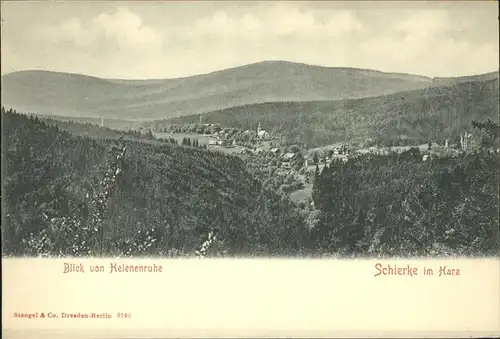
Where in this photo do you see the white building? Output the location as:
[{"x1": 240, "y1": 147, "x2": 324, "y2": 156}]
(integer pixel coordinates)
[
  {"x1": 283, "y1": 153, "x2": 296, "y2": 162},
  {"x1": 257, "y1": 122, "x2": 270, "y2": 140}
]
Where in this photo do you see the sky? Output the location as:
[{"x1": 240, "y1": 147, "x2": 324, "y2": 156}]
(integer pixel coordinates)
[{"x1": 1, "y1": 1, "x2": 498, "y2": 79}]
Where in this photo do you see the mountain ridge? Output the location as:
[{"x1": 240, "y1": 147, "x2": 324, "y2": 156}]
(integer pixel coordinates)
[
  {"x1": 4, "y1": 60, "x2": 498, "y2": 81},
  {"x1": 2, "y1": 60, "x2": 498, "y2": 120}
]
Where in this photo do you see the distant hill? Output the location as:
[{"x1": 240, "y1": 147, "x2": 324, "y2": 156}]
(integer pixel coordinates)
[
  {"x1": 1, "y1": 61, "x2": 443, "y2": 120},
  {"x1": 164, "y1": 78, "x2": 499, "y2": 148},
  {"x1": 432, "y1": 71, "x2": 499, "y2": 86}
]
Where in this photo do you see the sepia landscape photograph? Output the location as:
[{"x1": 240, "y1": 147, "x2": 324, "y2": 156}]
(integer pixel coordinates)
[{"x1": 1, "y1": 0, "x2": 499, "y2": 259}]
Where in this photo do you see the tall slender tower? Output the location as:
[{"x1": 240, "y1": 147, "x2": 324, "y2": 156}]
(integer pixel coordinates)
[
  {"x1": 101, "y1": 117, "x2": 104, "y2": 127},
  {"x1": 257, "y1": 122, "x2": 261, "y2": 134}
]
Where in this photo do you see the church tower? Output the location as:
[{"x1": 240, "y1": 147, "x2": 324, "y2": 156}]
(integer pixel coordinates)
[{"x1": 257, "y1": 122, "x2": 262, "y2": 134}]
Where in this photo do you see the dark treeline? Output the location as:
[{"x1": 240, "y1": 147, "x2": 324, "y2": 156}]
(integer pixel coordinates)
[
  {"x1": 181, "y1": 137, "x2": 205, "y2": 148},
  {"x1": 155, "y1": 123, "x2": 222, "y2": 135},
  {"x1": 2, "y1": 108, "x2": 499, "y2": 258},
  {"x1": 1, "y1": 108, "x2": 308, "y2": 257},
  {"x1": 155, "y1": 123, "x2": 262, "y2": 147},
  {"x1": 472, "y1": 118, "x2": 500, "y2": 140},
  {"x1": 310, "y1": 149, "x2": 499, "y2": 257}
]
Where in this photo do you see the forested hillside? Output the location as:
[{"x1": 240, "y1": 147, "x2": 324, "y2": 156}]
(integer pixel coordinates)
[
  {"x1": 310, "y1": 150, "x2": 499, "y2": 257},
  {"x1": 2, "y1": 109, "x2": 498, "y2": 257},
  {"x1": 1, "y1": 108, "x2": 309, "y2": 257},
  {"x1": 165, "y1": 78, "x2": 499, "y2": 148}
]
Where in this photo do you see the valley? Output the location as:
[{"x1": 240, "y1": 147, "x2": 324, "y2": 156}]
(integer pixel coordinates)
[{"x1": 2, "y1": 60, "x2": 499, "y2": 258}]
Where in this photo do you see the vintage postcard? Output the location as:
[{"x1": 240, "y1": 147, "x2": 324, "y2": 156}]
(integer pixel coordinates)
[{"x1": 1, "y1": 0, "x2": 499, "y2": 338}]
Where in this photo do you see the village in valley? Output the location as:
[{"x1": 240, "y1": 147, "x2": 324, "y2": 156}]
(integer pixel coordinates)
[
  {"x1": 2, "y1": 1, "x2": 499, "y2": 262},
  {"x1": 151, "y1": 117, "x2": 495, "y2": 206}
]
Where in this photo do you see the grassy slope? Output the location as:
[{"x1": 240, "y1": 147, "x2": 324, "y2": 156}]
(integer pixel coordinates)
[
  {"x1": 166, "y1": 78, "x2": 499, "y2": 147},
  {"x1": 1, "y1": 61, "x2": 440, "y2": 120},
  {"x1": 30, "y1": 114, "x2": 145, "y2": 131}
]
